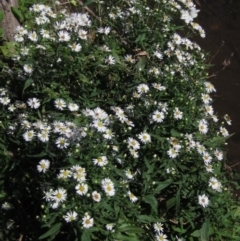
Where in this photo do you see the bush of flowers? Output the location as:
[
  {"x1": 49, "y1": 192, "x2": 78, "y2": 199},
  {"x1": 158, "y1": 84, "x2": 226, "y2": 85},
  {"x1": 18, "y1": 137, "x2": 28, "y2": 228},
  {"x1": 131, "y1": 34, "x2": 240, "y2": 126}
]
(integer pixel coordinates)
[{"x1": 0, "y1": 0, "x2": 240, "y2": 240}]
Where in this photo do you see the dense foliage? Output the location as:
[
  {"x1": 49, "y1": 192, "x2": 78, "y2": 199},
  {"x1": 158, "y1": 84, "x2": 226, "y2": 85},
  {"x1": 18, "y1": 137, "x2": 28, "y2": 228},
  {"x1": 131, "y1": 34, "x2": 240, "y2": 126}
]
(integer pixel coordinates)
[{"x1": 0, "y1": 0, "x2": 240, "y2": 240}]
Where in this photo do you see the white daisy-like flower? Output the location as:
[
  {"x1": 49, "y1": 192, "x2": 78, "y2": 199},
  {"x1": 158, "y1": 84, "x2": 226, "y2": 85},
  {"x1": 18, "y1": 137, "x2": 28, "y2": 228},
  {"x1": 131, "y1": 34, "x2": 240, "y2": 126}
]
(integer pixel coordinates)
[
  {"x1": 58, "y1": 31, "x2": 71, "y2": 42},
  {"x1": 92, "y1": 120, "x2": 107, "y2": 132},
  {"x1": 37, "y1": 131, "x2": 49, "y2": 142},
  {"x1": 209, "y1": 177, "x2": 222, "y2": 192},
  {"x1": 97, "y1": 26, "x2": 111, "y2": 35},
  {"x1": 137, "y1": 84, "x2": 149, "y2": 94},
  {"x1": 224, "y1": 114, "x2": 231, "y2": 125},
  {"x1": 28, "y1": 31, "x2": 38, "y2": 42},
  {"x1": 78, "y1": 29, "x2": 88, "y2": 40},
  {"x1": 103, "y1": 129, "x2": 115, "y2": 139},
  {"x1": 14, "y1": 33, "x2": 24, "y2": 42},
  {"x1": 23, "y1": 64, "x2": 33, "y2": 74},
  {"x1": 155, "y1": 232, "x2": 168, "y2": 241},
  {"x1": 68, "y1": 103, "x2": 79, "y2": 112},
  {"x1": 214, "y1": 149, "x2": 223, "y2": 161},
  {"x1": 21, "y1": 47, "x2": 29, "y2": 56},
  {"x1": 55, "y1": 137, "x2": 69, "y2": 149},
  {"x1": 125, "y1": 169, "x2": 134, "y2": 179},
  {"x1": 82, "y1": 214, "x2": 94, "y2": 229},
  {"x1": 198, "y1": 194, "x2": 209, "y2": 208},
  {"x1": 124, "y1": 54, "x2": 135, "y2": 63},
  {"x1": 27, "y1": 98, "x2": 40, "y2": 109},
  {"x1": 37, "y1": 159, "x2": 50, "y2": 173},
  {"x1": 75, "y1": 183, "x2": 88, "y2": 195},
  {"x1": 198, "y1": 120, "x2": 208, "y2": 134},
  {"x1": 205, "y1": 105, "x2": 214, "y2": 115},
  {"x1": 152, "y1": 83, "x2": 166, "y2": 91},
  {"x1": 138, "y1": 132, "x2": 151, "y2": 144},
  {"x1": 201, "y1": 93, "x2": 212, "y2": 105},
  {"x1": 220, "y1": 127, "x2": 229, "y2": 137},
  {"x1": 106, "y1": 223, "x2": 115, "y2": 231},
  {"x1": 152, "y1": 110, "x2": 165, "y2": 123},
  {"x1": 153, "y1": 222, "x2": 164, "y2": 233},
  {"x1": 101, "y1": 178, "x2": 115, "y2": 196},
  {"x1": 54, "y1": 99, "x2": 66, "y2": 110},
  {"x1": 127, "y1": 137, "x2": 140, "y2": 150},
  {"x1": 105, "y1": 55, "x2": 115, "y2": 65},
  {"x1": 100, "y1": 45, "x2": 111, "y2": 52},
  {"x1": 51, "y1": 188, "x2": 67, "y2": 203},
  {"x1": 173, "y1": 107, "x2": 183, "y2": 120},
  {"x1": 127, "y1": 191, "x2": 138, "y2": 203},
  {"x1": 202, "y1": 151, "x2": 212, "y2": 164},
  {"x1": 204, "y1": 82, "x2": 216, "y2": 93},
  {"x1": 205, "y1": 164, "x2": 213, "y2": 173},
  {"x1": 153, "y1": 50, "x2": 163, "y2": 59},
  {"x1": 2, "y1": 202, "x2": 13, "y2": 210},
  {"x1": 64, "y1": 210, "x2": 78, "y2": 222},
  {"x1": 58, "y1": 169, "x2": 72, "y2": 179},
  {"x1": 93, "y1": 156, "x2": 108, "y2": 166},
  {"x1": 0, "y1": 97, "x2": 10, "y2": 105},
  {"x1": 8, "y1": 104, "x2": 16, "y2": 112},
  {"x1": 69, "y1": 43, "x2": 82, "y2": 52},
  {"x1": 23, "y1": 130, "x2": 35, "y2": 142},
  {"x1": 167, "y1": 148, "x2": 179, "y2": 158},
  {"x1": 40, "y1": 29, "x2": 50, "y2": 38},
  {"x1": 92, "y1": 191, "x2": 101, "y2": 202}
]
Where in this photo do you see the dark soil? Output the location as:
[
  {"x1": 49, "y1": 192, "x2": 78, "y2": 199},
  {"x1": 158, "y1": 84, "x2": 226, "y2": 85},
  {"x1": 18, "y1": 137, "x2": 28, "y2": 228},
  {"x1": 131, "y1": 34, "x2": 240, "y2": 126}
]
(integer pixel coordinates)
[{"x1": 195, "y1": 0, "x2": 240, "y2": 174}]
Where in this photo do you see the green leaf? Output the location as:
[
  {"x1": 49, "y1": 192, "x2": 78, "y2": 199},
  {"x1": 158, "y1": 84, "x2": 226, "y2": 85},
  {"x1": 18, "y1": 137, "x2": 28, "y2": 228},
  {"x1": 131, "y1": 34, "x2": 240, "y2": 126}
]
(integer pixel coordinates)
[
  {"x1": 137, "y1": 215, "x2": 161, "y2": 223},
  {"x1": 0, "y1": 41, "x2": 18, "y2": 57},
  {"x1": 0, "y1": 10, "x2": 4, "y2": 22},
  {"x1": 135, "y1": 57, "x2": 147, "y2": 71},
  {"x1": 81, "y1": 230, "x2": 91, "y2": 241},
  {"x1": 118, "y1": 224, "x2": 145, "y2": 234},
  {"x1": 112, "y1": 233, "x2": 139, "y2": 241},
  {"x1": 142, "y1": 195, "x2": 158, "y2": 214},
  {"x1": 200, "y1": 219, "x2": 210, "y2": 241},
  {"x1": 27, "y1": 152, "x2": 47, "y2": 158},
  {"x1": 170, "y1": 129, "x2": 181, "y2": 137},
  {"x1": 39, "y1": 223, "x2": 62, "y2": 240},
  {"x1": 83, "y1": 0, "x2": 96, "y2": 6},
  {"x1": 166, "y1": 197, "x2": 176, "y2": 210},
  {"x1": 233, "y1": 206, "x2": 240, "y2": 218},
  {"x1": 22, "y1": 78, "x2": 33, "y2": 95},
  {"x1": 191, "y1": 230, "x2": 201, "y2": 237},
  {"x1": 154, "y1": 179, "x2": 172, "y2": 194},
  {"x1": 11, "y1": 7, "x2": 24, "y2": 23}
]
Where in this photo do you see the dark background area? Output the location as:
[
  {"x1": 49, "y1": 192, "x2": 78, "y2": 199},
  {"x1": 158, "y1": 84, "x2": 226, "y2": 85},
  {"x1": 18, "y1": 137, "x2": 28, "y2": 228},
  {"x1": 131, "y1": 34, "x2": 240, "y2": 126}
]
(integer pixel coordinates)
[{"x1": 195, "y1": 0, "x2": 240, "y2": 172}]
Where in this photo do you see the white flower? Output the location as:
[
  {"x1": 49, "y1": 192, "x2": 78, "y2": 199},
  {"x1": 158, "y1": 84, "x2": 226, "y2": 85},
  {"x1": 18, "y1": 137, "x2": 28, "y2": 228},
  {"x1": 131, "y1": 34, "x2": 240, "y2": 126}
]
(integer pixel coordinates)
[
  {"x1": 21, "y1": 47, "x2": 29, "y2": 56},
  {"x1": 54, "y1": 99, "x2": 66, "y2": 110},
  {"x1": 101, "y1": 178, "x2": 115, "y2": 196},
  {"x1": 93, "y1": 156, "x2": 108, "y2": 166},
  {"x1": 138, "y1": 132, "x2": 151, "y2": 144},
  {"x1": 97, "y1": 26, "x2": 111, "y2": 35},
  {"x1": 153, "y1": 222, "x2": 164, "y2": 233},
  {"x1": 23, "y1": 130, "x2": 35, "y2": 141},
  {"x1": 103, "y1": 129, "x2": 115, "y2": 139},
  {"x1": 106, "y1": 223, "x2": 115, "y2": 231},
  {"x1": 58, "y1": 31, "x2": 70, "y2": 42},
  {"x1": 58, "y1": 169, "x2": 72, "y2": 179},
  {"x1": 92, "y1": 120, "x2": 107, "y2": 132},
  {"x1": 224, "y1": 114, "x2": 231, "y2": 125},
  {"x1": 152, "y1": 83, "x2": 166, "y2": 91},
  {"x1": 155, "y1": 232, "x2": 168, "y2": 241},
  {"x1": 152, "y1": 110, "x2": 165, "y2": 123},
  {"x1": 51, "y1": 188, "x2": 67, "y2": 203},
  {"x1": 202, "y1": 151, "x2": 212, "y2": 164},
  {"x1": 198, "y1": 194, "x2": 209, "y2": 208},
  {"x1": 127, "y1": 137, "x2": 140, "y2": 150},
  {"x1": 105, "y1": 55, "x2": 115, "y2": 65},
  {"x1": 127, "y1": 191, "x2": 138, "y2": 203},
  {"x1": 37, "y1": 159, "x2": 50, "y2": 173},
  {"x1": 92, "y1": 191, "x2": 101, "y2": 202},
  {"x1": 69, "y1": 43, "x2": 82, "y2": 52},
  {"x1": 27, "y1": 98, "x2": 40, "y2": 109},
  {"x1": 2, "y1": 202, "x2": 13, "y2": 210},
  {"x1": 220, "y1": 127, "x2": 229, "y2": 137},
  {"x1": 201, "y1": 93, "x2": 212, "y2": 104},
  {"x1": 82, "y1": 214, "x2": 94, "y2": 229},
  {"x1": 37, "y1": 131, "x2": 49, "y2": 142},
  {"x1": 173, "y1": 107, "x2": 183, "y2": 120},
  {"x1": 209, "y1": 177, "x2": 222, "y2": 192},
  {"x1": 78, "y1": 29, "x2": 88, "y2": 40},
  {"x1": 64, "y1": 211, "x2": 78, "y2": 222},
  {"x1": 137, "y1": 84, "x2": 149, "y2": 94},
  {"x1": 40, "y1": 29, "x2": 50, "y2": 38},
  {"x1": 125, "y1": 169, "x2": 134, "y2": 179},
  {"x1": 23, "y1": 64, "x2": 33, "y2": 74},
  {"x1": 55, "y1": 137, "x2": 69, "y2": 149},
  {"x1": 153, "y1": 50, "x2": 163, "y2": 59},
  {"x1": 75, "y1": 183, "x2": 88, "y2": 195},
  {"x1": 198, "y1": 120, "x2": 208, "y2": 134},
  {"x1": 68, "y1": 103, "x2": 79, "y2": 111},
  {"x1": 124, "y1": 54, "x2": 135, "y2": 63},
  {"x1": 28, "y1": 31, "x2": 38, "y2": 42},
  {"x1": 14, "y1": 33, "x2": 24, "y2": 42},
  {"x1": 204, "y1": 82, "x2": 216, "y2": 93},
  {"x1": 214, "y1": 149, "x2": 223, "y2": 161},
  {"x1": 0, "y1": 97, "x2": 10, "y2": 105},
  {"x1": 167, "y1": 148, "x2": 179, "y2": 158}
]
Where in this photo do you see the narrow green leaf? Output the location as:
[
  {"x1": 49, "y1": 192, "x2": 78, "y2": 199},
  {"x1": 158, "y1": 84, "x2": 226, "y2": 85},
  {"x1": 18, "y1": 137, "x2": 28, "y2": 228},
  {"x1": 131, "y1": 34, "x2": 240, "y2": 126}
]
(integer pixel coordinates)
[
  {"x1": 83, "y1": 0, "x2": 96, "y2": 6},
  {"x1": 154, "y1": 179, "x2": 172, "y2": 194},
  {"x1": 27, "y1": 152, "x2": 47, "y2": 158},
  {"x1": 22, "y1": 78, "x2": 33, "y2": 95},
  {"x1": 39, "y1": 223, "x2": 62, "y2": 240},
  {"x1": 191, "y1": 230, "x2": 201, "y2": 237},
  {"x1": 112, "y1": 233, "x2": 139, "y2": 241},
  {"x1": 142, "y1": 195, "x2": 158, "y2": 214},
  {"x1": 118, "y1": 224, "x2": 145, "y2": 233},
  {"x1": 11, "y1": 7, "x2": 24, "y2": 23},
  {"x1": 170, "y1": 129, "x2": 181, "y2": 137},
  {"x1": 200, "y1": 219, "x2": 210, "y2": 241},
  {"x1": 166, "y1": 197, "x2": 176, "y2": 210},
  {"x1": 137, "y1": 215, "x2": 161, "y2": 223}
]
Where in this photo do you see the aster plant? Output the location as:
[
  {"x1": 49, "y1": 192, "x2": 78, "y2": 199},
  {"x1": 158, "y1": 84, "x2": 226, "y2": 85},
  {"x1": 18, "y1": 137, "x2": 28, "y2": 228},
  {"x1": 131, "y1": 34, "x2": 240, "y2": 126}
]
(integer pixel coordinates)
[{"x1": 0, "y1": 0, "x2": 239, "y2": 240}]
